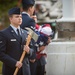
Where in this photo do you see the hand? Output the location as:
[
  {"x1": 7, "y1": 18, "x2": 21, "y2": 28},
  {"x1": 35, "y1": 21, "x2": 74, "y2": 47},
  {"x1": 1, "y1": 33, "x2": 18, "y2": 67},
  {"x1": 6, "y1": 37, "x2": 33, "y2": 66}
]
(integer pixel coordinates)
[
  {"x1": 15, "y1": 61, "x2": 22, "y2": 69},
  {"x1": 47, "y1": 37, "x2": 51, "y2": 44},
  {"x1": 23, "y1": 45, "x2": 30, "y2": 53},
  {"x1": 39, "y1": 46, "x2": 45, "y2": 51}
]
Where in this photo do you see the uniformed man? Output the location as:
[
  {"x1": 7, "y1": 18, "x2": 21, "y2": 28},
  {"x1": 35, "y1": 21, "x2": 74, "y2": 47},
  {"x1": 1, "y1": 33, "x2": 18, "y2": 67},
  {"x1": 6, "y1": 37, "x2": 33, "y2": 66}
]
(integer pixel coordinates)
[
  {"x1": 21, "y1": 0, "x2": 37, "y2": 75},
  {"x1": 21, "y1": 0, "x2": 35, "y2": 30},
  {"x1": 0, "y1": 7, "x2": 32, "y2": 75}
]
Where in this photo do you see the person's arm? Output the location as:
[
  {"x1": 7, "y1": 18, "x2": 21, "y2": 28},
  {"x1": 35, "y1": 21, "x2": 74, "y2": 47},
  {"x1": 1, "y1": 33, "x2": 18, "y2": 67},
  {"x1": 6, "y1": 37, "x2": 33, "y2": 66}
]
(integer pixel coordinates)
[
  {"x1": 0, "y1": 32, "x2": 17, "y2": 68},
  {"x1": 38, "y1": 46, "x2": 46, "y2": 53}
]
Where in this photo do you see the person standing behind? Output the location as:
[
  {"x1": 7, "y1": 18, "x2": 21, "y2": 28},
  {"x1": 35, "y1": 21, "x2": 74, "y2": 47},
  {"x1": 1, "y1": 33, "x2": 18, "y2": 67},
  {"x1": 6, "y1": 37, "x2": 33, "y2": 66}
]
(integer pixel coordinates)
[
  {"x1": 21, "y1": 0, "x2": 38, "y2": 75},
  {"x1": 0, "y1": 7, "x2": 32, "y2": 75},
  {"x1": 21, "y1": 0, "x2": 35, "y2": 30},
  {"x1": 35, "y1": 24, "x2": 53, "y2": 75},
  {"x1": 35, "y1": 33, "x2": 49, "y2": 75}
]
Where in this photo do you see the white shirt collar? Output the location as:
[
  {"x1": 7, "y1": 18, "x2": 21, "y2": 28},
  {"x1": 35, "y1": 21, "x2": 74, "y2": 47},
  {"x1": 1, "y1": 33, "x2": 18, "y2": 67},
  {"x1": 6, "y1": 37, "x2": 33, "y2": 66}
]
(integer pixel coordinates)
[
  {"x1": 10, "y1": 24, "x2": 21, "y2": 35},
  {"x1": 22, "y1": 12, "x2": 30, "y2": 17}
]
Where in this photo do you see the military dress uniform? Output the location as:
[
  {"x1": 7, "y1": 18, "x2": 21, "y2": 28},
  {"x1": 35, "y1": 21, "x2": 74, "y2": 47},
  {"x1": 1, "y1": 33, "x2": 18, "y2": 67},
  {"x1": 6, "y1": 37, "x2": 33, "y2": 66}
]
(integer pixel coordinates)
[
  {"x1": 0, "y1": 26, "x2": 32, "y2": 75},
  {"x1": 21, "y1": 0, "x2": 37, "y2": 75},
  {"x1": 21, "y1": 0, "x2": 35, "y2": 31},
  {"x1": 0, "y1": 7, "x2": 32, "y2": 75},
  {"x1": 21, "y1": 12, "x2": 35, "y2": 30}
]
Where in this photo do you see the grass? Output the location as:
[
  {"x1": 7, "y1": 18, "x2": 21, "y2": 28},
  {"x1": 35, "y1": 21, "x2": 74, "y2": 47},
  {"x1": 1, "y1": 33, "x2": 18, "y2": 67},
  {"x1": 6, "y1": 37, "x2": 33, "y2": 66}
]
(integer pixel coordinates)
[{"x1": 0, "y1": 61, "x2": 2, "y2": 74}]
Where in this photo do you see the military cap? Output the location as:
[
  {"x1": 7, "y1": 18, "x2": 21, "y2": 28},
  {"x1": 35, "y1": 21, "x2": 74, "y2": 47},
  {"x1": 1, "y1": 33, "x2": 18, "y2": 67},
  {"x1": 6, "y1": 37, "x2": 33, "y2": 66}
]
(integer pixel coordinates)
[
  {"x1": 22, "y1": 0, "x2": 35, "y2": 5},
  {"x1": 8, "y1": 7, "x2": 20, "y2": 15}
]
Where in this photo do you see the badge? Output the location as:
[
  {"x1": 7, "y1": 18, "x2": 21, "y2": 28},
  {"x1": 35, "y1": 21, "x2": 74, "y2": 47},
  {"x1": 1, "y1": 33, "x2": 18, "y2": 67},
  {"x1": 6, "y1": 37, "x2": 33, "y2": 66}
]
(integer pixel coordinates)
[{"x1": 11, "y1": 39, "x2": 16, "y2": 41}]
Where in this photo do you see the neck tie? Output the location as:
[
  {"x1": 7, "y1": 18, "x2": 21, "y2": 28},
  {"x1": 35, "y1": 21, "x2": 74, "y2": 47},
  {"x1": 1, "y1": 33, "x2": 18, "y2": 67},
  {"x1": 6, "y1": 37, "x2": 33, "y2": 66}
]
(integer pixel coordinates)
[
  {"x1": 17, "y1": 29, "x2": 22, "y2": 42},
  {"x1": 17, "y1": 29, "x2": 20, "y2": 36}
]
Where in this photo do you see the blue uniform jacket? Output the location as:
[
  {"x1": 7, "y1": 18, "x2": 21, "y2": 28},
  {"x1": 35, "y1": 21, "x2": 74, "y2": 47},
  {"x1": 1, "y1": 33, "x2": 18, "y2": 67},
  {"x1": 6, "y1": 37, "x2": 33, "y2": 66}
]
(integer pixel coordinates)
[
  {"x1": 21, "y1": 13, "x2": 36, "y2": 60},
  {"x1": 21, "y1": 13, "x2": 35, "y2": 30},
  {"x1": 0, "y1": 26, "x2": 32, "y2": 75}
]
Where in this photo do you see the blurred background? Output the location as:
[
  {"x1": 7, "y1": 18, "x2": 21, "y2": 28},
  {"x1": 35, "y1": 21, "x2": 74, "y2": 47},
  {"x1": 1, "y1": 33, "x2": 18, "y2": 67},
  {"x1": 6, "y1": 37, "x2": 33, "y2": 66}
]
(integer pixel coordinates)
[
  {"x1": 35, "y1": 0, "x2": 62, "y2": 22},
  {"x1": 0, "y1": 0, "x2": 62, "y2": 29},
  {"x1": 0, "y1": 0, "x2": 19, "y2": 30}
]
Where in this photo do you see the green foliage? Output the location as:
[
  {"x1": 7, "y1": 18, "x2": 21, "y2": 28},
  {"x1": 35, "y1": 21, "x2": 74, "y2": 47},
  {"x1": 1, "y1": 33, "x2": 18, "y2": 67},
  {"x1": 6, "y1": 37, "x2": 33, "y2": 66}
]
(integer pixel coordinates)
[
  {"x1": 0, "y1": 0, "x2": 19, "y2": 29},
  {"x1": 0, "y1": 61, "x2": 2, "y2": 74},
  {"x1": 0, "y1": 0, "x2": 18, "y2": 14}
]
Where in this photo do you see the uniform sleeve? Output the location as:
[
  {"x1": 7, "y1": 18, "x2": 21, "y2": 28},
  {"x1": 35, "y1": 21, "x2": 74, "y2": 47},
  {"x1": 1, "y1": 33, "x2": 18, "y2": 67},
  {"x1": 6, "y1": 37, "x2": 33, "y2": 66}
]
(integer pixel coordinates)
[
  {"x1": 28, "y1": 39, "x2": 37, "y2": 59},
  {"x1": 0, "y1": 32, "x2": 17, "y2": 68},
  {"x1": 25, "y1": 40, "x2": 34, "y2": 57},
  {"x1": 28, "y1": 19, "x2": 36, "y2": 30}
]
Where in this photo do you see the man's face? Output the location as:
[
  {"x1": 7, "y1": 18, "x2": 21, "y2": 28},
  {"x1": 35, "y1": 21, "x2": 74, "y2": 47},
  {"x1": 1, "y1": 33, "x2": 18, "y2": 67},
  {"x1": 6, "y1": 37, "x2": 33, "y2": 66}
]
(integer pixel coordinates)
[{"x1": 9, "y1": 14, "x2": 22, "y2": 27}]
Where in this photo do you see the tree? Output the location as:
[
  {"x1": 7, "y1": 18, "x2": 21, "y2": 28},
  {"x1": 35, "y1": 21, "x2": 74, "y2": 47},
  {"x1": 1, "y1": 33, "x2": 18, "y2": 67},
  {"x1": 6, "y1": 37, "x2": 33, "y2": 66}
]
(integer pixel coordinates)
[{"x1": 0, "y1": 0, "x2": 18, "y2": 29}]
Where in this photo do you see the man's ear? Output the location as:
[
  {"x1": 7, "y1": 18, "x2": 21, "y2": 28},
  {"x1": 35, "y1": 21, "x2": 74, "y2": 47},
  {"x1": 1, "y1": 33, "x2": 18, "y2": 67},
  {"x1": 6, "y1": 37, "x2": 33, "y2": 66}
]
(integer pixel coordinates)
[
  {"x1": 28, "y1": 7, "x2": 32, "y2": 12},
  {"x1": 9, "y1": 17, "x2": 11, "y2": 21}
]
